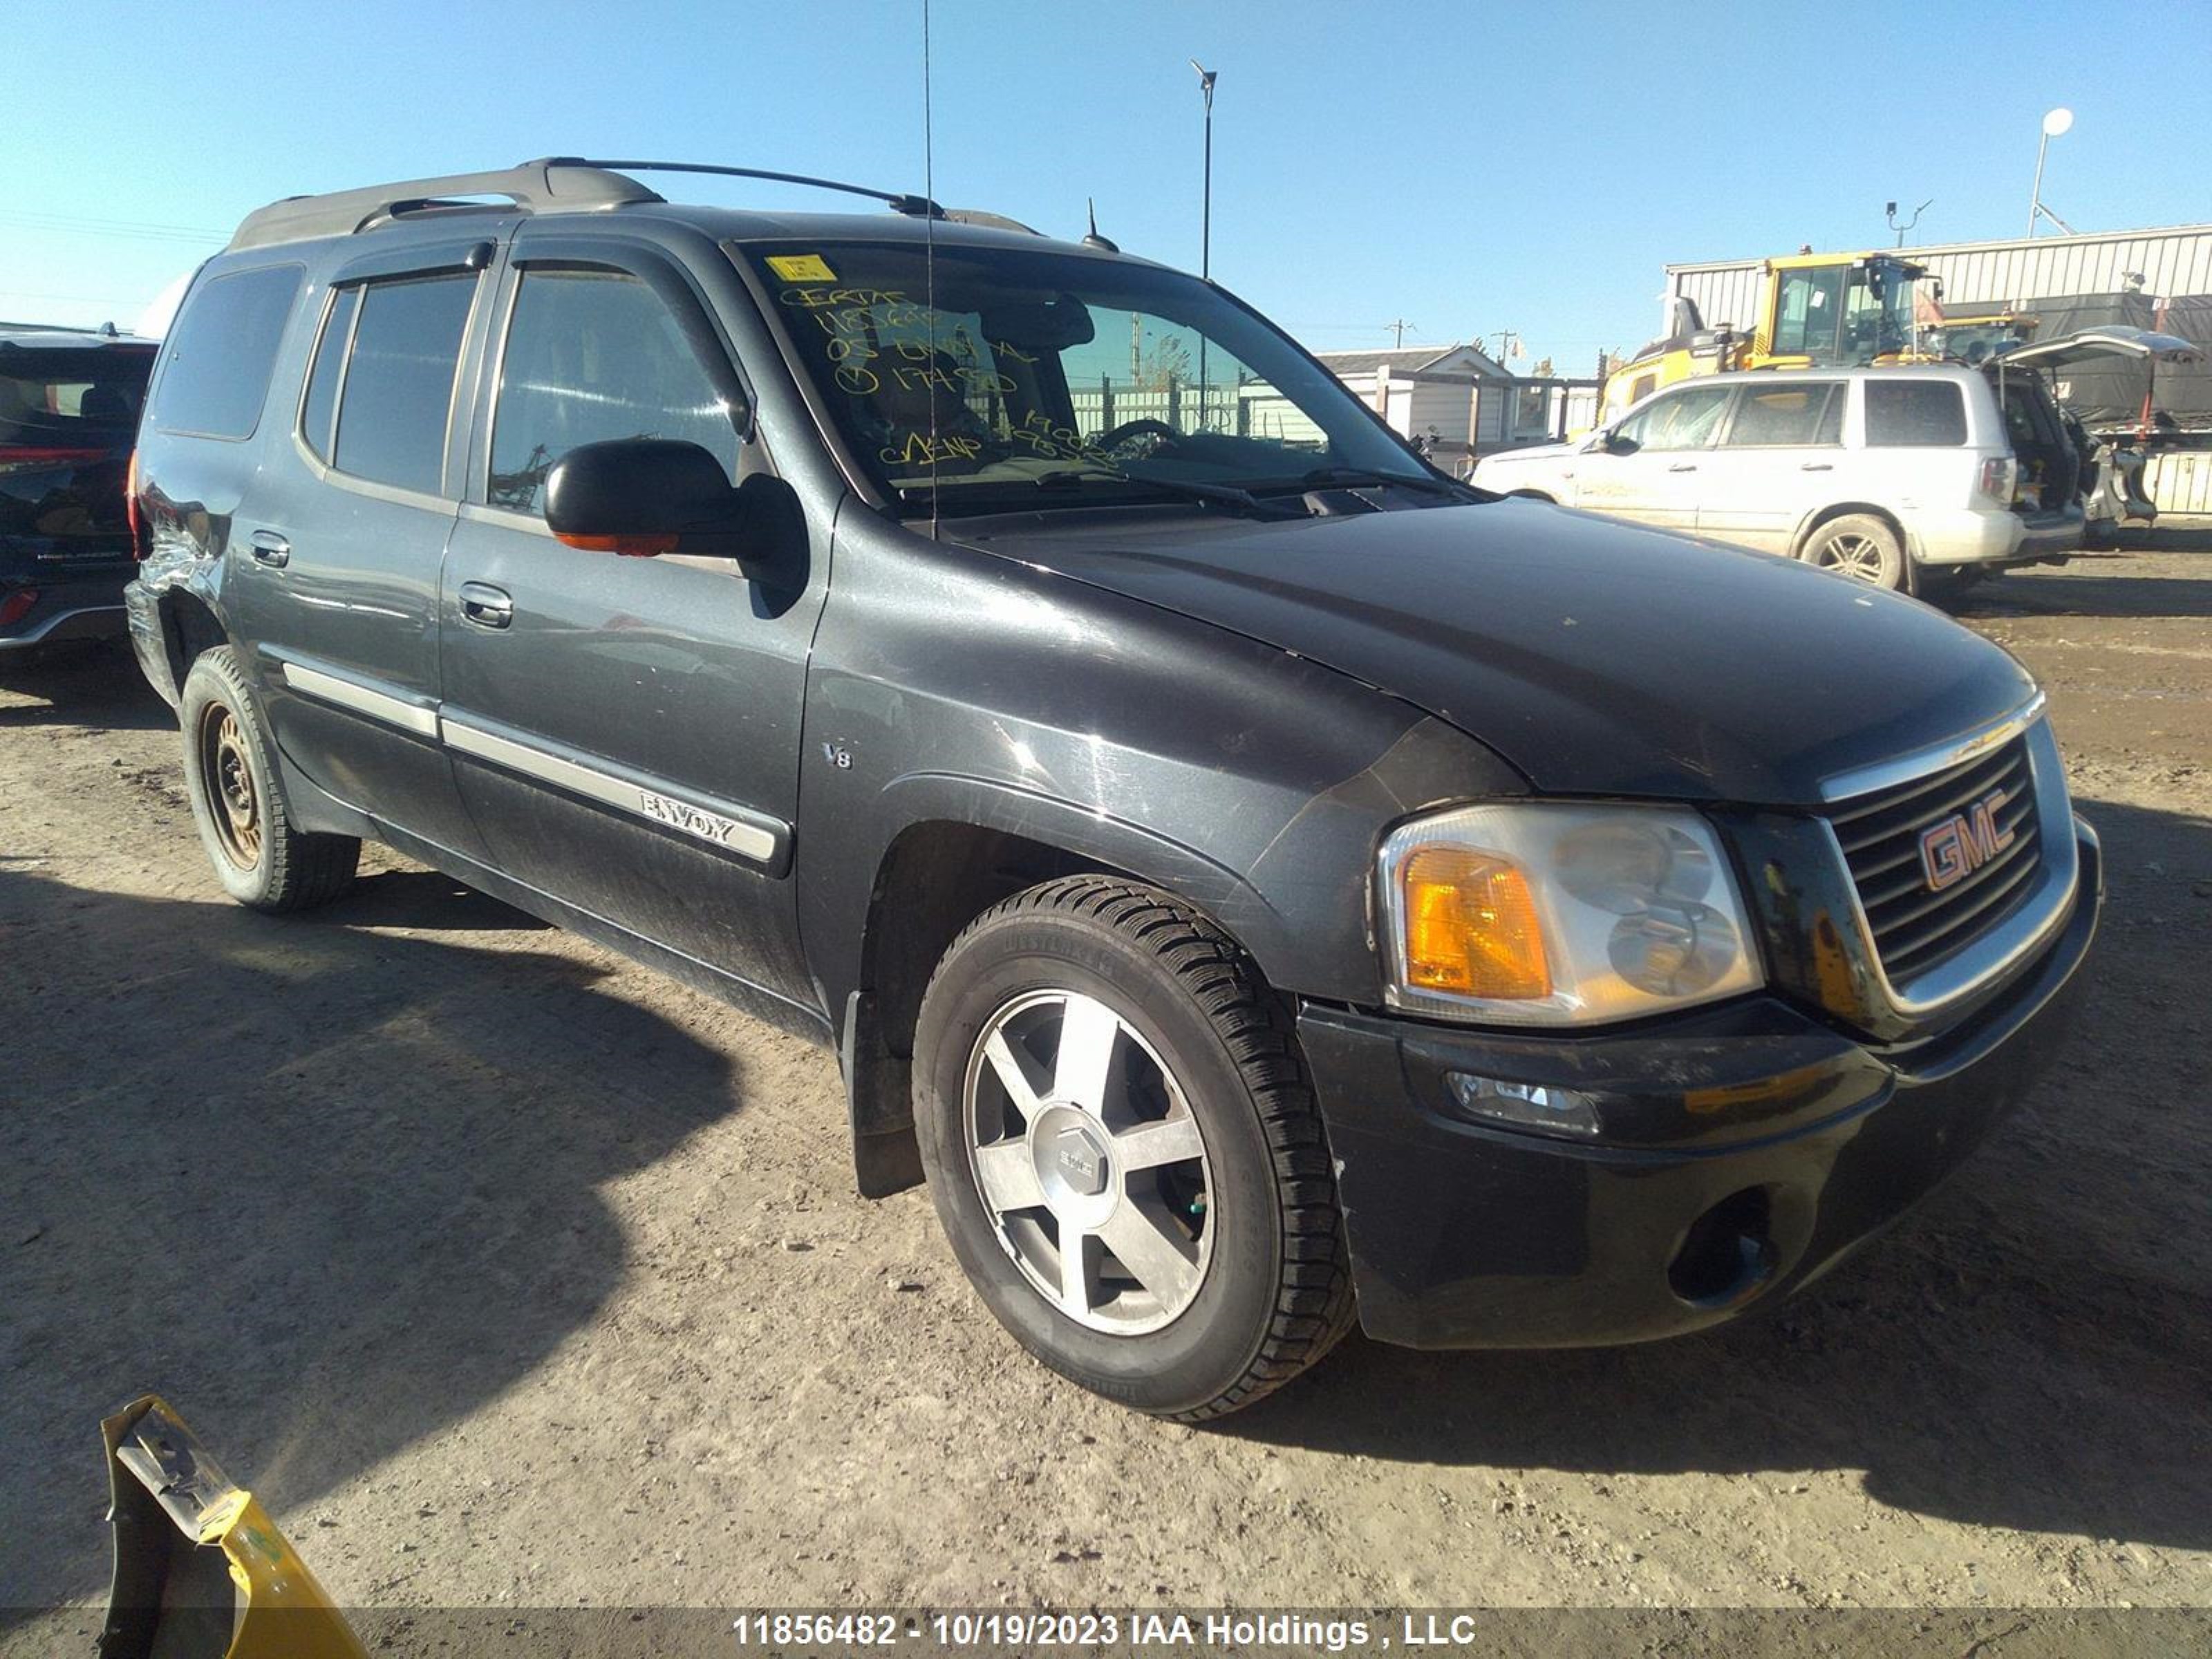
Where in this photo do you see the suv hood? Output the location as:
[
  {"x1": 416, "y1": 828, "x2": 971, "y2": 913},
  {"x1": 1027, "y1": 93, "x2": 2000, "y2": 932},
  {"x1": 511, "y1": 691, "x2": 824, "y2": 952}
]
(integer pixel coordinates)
[{"x1": 962, "y1": 498, "x2": 2036, "y2": 806}]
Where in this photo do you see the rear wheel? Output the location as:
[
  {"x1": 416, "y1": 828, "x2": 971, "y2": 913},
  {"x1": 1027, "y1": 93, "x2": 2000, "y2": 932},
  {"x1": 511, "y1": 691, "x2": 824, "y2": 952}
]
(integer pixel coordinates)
[
  {"x1": 180, "y1": 646, "x2": 359, "y2": 912},
  {"x1": 1801, "y1": 514, "x2": 1906, "y2": 590},
  {"x1": 913, "y1": 877, "x2": 1355, "y2": 1420}
]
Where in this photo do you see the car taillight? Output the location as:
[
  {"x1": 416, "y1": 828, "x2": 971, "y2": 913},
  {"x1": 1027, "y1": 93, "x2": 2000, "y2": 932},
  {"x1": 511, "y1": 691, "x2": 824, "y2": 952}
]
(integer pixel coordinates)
[
  {"x1": 126, "y1": 449, "x2": 144, "y2": 558},
  {"x1": 0, "y1": 589, "x2": 37, "y2": 629},
  {"x1": 1979, "y1": 456, "x2": 2017, "y2": 505}
]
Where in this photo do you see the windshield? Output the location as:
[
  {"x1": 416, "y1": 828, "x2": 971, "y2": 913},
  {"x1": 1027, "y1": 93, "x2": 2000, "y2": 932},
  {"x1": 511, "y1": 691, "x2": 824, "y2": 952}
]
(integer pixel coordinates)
[
  {"x1": 1771, "y1": 264, "x2": 1914, "y2": 365},
  {"x1": 738, "y1": 240, "x2": 1440, "y2": 514},
  {"x1": 1840, "y1": 265, "x2": 1914, "y2": 362}
]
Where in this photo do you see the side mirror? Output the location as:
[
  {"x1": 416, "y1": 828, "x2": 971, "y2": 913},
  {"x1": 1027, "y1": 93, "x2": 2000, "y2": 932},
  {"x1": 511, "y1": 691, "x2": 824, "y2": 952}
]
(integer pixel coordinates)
[
  {"x1": 545, "y1": 439, "x2": 750, "y2": 561},
  {"x1": 1597, "y1": 430, "x2": 1639, "y2": 456}
]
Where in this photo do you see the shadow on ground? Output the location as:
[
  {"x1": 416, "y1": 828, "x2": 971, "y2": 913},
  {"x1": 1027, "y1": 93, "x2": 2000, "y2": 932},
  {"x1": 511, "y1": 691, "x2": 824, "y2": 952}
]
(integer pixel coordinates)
[
  {"x1": 1939, "y1": 554, "x2": 2212, "y2": 620},
  {"x1": 0, "y1": 865, "x2": 745, "y2": 1613},
  {"x1": 319, "y1": 868, "x2": 550, "y2": 933},
  {"x1": 1225, "y1": 798, "x2": 2212, "y2": 1552},
  {"x1": 0, "y1": 641, "x2": 173, "y2": 732},
  {"x1": 2109, "y1": 521, "x2": 2212, "y2": 554}
]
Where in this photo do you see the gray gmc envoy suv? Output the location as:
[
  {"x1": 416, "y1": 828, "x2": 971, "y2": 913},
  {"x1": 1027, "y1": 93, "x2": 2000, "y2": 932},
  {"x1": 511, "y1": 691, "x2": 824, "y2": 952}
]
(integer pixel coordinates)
[{"x1": 126, "y1": 160, "x2": 2099, "y2": 1418}]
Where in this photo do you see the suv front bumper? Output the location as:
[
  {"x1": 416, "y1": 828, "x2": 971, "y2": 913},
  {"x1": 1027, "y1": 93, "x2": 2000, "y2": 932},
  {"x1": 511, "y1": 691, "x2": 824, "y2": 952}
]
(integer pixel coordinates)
[{"x1": 1299, "y1": 822, "x2": 2099, "y2": 1350}]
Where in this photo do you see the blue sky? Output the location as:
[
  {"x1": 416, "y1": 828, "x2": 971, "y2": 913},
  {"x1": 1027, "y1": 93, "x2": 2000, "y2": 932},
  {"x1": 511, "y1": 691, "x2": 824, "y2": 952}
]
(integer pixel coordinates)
[{"x1": 8, "y1": 0, "x2": 2209, "y2": 366}]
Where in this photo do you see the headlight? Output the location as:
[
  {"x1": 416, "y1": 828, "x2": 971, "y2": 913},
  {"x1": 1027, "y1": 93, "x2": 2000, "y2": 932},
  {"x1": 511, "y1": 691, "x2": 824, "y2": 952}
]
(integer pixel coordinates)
[{"x1": 1378, "y1": 803, "x2": 1762, "y2": 1025}]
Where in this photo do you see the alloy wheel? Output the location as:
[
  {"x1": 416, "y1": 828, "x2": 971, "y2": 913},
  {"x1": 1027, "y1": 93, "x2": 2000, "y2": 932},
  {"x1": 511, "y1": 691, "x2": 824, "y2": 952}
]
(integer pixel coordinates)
[
  {"x1": 1816, "y1": 532, "x2": 1888, "y2": 582},
  {"x1": 961, "y1": 988, "x2": 1213, "y2": 1335}
]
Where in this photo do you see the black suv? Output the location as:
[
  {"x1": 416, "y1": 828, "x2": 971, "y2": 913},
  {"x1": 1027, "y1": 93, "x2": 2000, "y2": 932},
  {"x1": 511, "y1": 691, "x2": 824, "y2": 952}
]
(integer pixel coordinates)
[
  {"x1": 126, "y1": 160, "x2": 2099, "y2": 1418},
  {"x1": 1, "y1": 324, "x2": 155, "y2": 655}
]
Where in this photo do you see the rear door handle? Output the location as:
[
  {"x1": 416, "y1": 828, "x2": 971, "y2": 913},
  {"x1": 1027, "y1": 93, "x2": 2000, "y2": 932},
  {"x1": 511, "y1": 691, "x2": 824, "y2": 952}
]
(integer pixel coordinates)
[
  {"x1": 249, "y1": 531, "x2": 290, "y2": 568},
  {"x1": 1667, "y1": 463, "x2": 1698, "y2": 473},
  {"x1": 1800, "y1": 462, "x2": 1835, "y2": 472},
  {"x1": 458, "y1": 582, "x2": 514, "y2": 630}
]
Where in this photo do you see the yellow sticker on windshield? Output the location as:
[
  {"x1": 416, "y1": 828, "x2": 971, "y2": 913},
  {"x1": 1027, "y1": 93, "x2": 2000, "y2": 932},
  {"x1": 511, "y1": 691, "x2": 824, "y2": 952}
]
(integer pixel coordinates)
[{"x1": 767, "y1": 254, "x2": 838, "y2": 283}]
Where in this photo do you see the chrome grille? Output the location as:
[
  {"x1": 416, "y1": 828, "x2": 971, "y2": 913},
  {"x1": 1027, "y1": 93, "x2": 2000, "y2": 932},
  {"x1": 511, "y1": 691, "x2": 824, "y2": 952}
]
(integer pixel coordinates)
[{"x1": 1828, "y1": 734, "x2": 2043, "y2": 987}]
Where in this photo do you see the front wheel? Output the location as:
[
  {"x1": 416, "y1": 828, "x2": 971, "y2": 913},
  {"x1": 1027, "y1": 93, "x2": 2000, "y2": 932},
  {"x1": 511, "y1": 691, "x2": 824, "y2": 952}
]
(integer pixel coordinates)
[
  {"x1": 1800, "y1": 514, "x2": 1906, "y2": 590},
  {"x1": 912, "y1": 877, "x2": 1355, "y2": 1420}
]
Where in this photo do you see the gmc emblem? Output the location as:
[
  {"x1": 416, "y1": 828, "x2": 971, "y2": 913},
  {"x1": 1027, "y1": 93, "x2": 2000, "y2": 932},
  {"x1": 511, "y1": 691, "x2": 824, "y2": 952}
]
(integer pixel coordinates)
[{"x1": 1918, "y1": 788, "x2": 2015, "y2": 892}]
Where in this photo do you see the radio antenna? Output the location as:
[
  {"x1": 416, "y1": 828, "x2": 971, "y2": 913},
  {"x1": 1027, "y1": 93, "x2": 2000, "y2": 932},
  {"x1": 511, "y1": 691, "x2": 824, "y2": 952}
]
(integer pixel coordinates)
[{"x1": 922, "y1": 0, "x2": 940, "y2": 541}]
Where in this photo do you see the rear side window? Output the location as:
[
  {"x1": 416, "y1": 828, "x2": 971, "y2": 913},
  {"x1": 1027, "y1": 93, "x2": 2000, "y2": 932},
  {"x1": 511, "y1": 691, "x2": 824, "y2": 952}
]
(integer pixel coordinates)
[
  {"x1": 1723, "y1": 382, "x2": 1841, "y2": 447},
  {"x1": 1865, "y1": 380, "x2": 1967, "y2": 447},
  {"x1": 326, "y1": 274, "x2": 476, "y2": 494},
  {"x1": 299, "y1": 286, "x2": 360, "y2": 463},
  {"x1": 488, "y1": 268, "x2": 738, "y2": 515},
  {"x1": 0, "y1": 346, "x2": 153, "y2": 450},
  {"x1": 149, "y1": 264, "x2": 303, "y2": 440}
]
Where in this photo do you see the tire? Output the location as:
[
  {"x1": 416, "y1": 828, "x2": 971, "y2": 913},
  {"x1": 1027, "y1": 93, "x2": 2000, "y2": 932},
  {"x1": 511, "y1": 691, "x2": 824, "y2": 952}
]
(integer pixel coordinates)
[
  {"x1": 179, "y1": 645, "x2": 359, "y2": 912},
  {"x1": 912, "y1": 876, "x2": 1355, "y2": 1421},
  {"x1": 1801, "y1": 513, "x2": 1906, "y2": 590}
]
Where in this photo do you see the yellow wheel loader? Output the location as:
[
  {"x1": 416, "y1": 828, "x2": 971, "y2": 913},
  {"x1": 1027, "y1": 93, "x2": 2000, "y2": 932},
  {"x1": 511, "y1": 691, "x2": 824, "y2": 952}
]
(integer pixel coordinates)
[{"x1": 1600, "y1": 251, "x2": 1930, "y2": 424}]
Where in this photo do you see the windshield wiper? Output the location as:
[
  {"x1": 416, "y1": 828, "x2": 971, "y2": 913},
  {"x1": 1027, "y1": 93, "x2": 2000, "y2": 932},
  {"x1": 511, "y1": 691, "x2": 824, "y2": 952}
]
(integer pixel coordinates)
[
  {"x1": 1032, "y1": 468, "x2": 1307, "y2": 521},
  {"x1": 1289, "y1": 466, "x2": 1472, "y2": 498}
]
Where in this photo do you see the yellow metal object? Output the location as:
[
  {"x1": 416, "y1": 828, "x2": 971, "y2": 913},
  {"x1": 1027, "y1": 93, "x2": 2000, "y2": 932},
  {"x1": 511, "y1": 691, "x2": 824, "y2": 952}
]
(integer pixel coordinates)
[
  {"x1": 100, "y1": 1395, "x2": 368, "y2": 1659},
  {"x1": 1601, "y1": 250, "x2": 1932, "y2": 424}
]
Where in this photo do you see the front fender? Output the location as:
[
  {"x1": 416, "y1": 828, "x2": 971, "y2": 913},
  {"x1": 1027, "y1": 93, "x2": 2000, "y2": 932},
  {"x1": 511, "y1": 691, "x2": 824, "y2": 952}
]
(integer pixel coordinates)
[
  {"x1": 868, "y1": 769, "x2": 1285, "y2": 971},
  {"x1": 795, "y1": 521, "x2": 1528, "y2": 1022}
]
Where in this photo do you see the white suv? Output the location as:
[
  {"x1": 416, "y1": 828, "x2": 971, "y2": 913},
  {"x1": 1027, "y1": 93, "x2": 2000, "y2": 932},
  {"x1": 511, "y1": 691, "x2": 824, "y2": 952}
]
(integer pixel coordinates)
[{"x1": 1472, "y1": 363, "x2": 2083, "y2": 591}]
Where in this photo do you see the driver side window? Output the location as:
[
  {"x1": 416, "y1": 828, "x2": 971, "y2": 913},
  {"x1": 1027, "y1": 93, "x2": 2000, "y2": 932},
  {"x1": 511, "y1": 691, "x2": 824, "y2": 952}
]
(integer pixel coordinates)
[
  {"x1": 1615, "y1": 384, "x2": 1734, "y2": 451},
  {"x1": 489, "y1": 267, "x2": 740, "y2": 516}
]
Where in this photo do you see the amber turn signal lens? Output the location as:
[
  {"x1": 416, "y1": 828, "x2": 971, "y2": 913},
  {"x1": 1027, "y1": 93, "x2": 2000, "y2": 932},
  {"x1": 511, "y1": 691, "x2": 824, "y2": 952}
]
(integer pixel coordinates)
[
  {"x1": 1400, "y1": 846, "x2": 1552, "y2": 1000},
  {"x1": 553, "y1": 532, "x2": 679, "y2": 558}
]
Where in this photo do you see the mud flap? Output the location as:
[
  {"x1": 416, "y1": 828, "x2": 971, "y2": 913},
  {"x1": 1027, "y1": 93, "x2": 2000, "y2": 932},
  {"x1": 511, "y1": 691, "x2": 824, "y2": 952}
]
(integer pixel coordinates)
[{"x1": 843, "y1": 990, "x2": 926, "y2": 1198}]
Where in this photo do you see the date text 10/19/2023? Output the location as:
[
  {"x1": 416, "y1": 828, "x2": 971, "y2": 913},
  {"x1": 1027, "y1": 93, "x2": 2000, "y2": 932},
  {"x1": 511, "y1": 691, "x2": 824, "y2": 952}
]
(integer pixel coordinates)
[{"x1": 728, "y1": 1612, "x2": 1505, "y2": 1651}]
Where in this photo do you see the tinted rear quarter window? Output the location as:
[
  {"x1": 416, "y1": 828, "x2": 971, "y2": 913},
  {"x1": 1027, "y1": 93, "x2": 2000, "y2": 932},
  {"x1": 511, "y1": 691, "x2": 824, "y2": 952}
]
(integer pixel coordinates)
[
  {"x1": 330, "y1": 274, "x2": 476, "y2": 494},
  {"x1": 1864, "y1": 380, "x2": 1967, "y2": 447},
  {"x1": 149, "y1": 265, "x2": 303, "y2": 440}
]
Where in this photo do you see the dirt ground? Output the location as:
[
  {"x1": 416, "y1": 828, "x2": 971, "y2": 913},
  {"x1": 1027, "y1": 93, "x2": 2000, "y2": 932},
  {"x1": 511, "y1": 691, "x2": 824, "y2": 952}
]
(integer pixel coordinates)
[{"x1": 2, "y1": 545, "x2": 2209, "y2": 1650}]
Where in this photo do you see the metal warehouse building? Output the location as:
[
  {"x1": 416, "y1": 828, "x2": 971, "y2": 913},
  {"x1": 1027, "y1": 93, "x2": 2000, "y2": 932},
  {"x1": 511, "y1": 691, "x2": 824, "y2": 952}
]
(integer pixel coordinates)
[{"x1": 1664, "y1": 223, "x2": 2212, "y2": 512}]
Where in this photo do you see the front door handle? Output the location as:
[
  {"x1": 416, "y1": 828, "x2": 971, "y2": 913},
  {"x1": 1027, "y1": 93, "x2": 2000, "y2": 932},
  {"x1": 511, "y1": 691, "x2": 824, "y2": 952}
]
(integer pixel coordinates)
[
  {"x1": 458, "y1": 582, "x2": 514, "y2": 630},
  {"x1": 249, "y1": 531, "x2": 290, "y2": 568},
  {"x1": 1800, "y1": 462, "x2": 1835, "y2": 472},
  {"x1": 1667, "y1": 462, "x2": 1698, "y2": 473}
]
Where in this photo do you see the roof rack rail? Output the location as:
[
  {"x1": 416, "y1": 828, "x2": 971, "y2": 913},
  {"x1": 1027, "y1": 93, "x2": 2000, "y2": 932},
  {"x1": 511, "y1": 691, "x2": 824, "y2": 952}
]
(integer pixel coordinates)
[
  {"x1": 539, "y1": 158, "x2": 944, "y2": 219},
  {"x1": 224, "y1": 157, "x2": 952, "y2": 254},
  {"x1": 227, "y1": 160, "x2": 662, "y2": 252}
]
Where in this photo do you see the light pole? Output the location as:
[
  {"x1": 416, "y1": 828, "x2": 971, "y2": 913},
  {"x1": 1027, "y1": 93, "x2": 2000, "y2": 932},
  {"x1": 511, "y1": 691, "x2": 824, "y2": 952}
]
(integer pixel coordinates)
[
  {"x1": 1190, "y1": 60, "x2": 1216, "y2": 279},
  {"x1": 2028, "y1": 108, "x2": 2073, "y2": 237}
]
